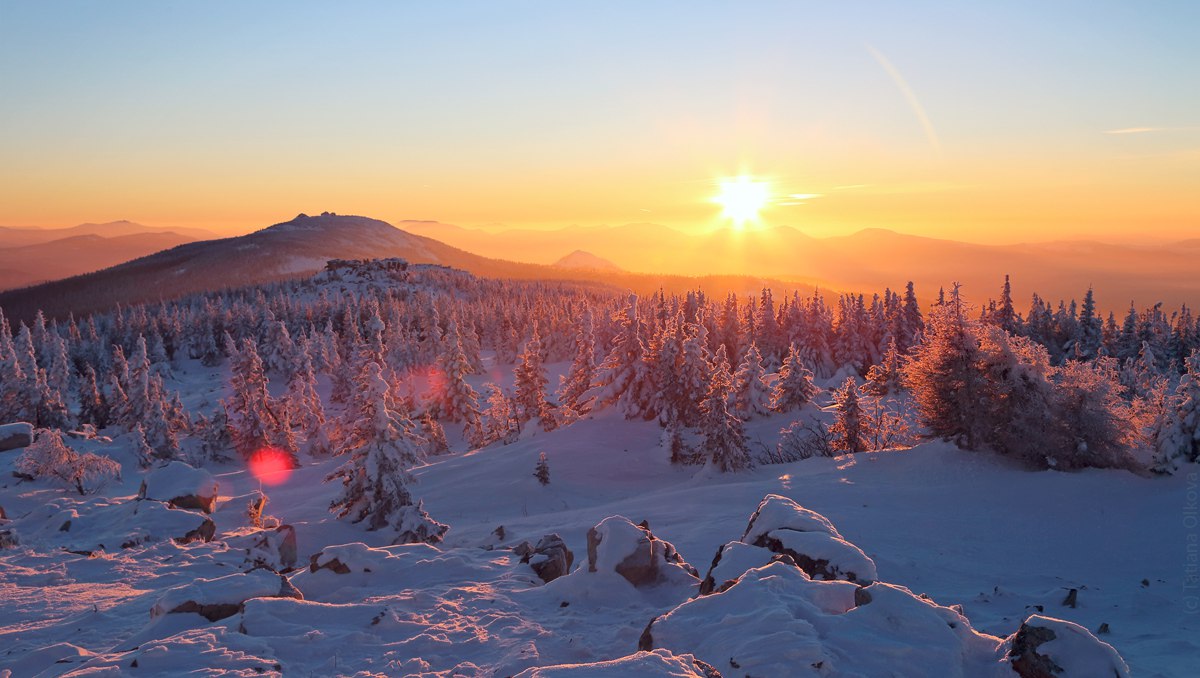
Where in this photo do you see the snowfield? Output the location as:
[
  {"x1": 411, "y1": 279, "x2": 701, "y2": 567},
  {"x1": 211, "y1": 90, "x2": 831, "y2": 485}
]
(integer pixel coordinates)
[{"x1": 0, "y1": 402, "x2": 1192, "y2": 676}]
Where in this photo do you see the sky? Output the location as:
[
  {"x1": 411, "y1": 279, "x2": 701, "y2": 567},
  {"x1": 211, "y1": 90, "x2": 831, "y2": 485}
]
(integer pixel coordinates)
[{"x1": 0, "y1": 1, "x2": 1197, "y2": 243}]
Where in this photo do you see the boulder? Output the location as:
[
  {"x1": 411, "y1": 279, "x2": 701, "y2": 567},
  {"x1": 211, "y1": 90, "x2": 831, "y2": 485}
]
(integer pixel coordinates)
[
  {"x1": 33, "y1": 499, "x2": 216, "y2": 552},
  {"x1": 150, "y1": 568, "x2": 303, "y2": 622},
  {"x1": 0, "y1": 422, "x2": 33, "y2": 452},
  {"x1": 644, "y1": 562, "x2": 1006, "y2": 676},
  {"x1": 1003, "y1": 615, "x2": 1130, "y2": 678},
  {"x1": 517, "y1": 533, "x2": 574, "y2": 583},
  {"x1": 586, "y1": 516, "x2": 698, "y2": 589},
  {"x1": 141, "y1": 461, "x2": 220, "y2": 514},
  {"x1": 0, "y1": 528, "x2": 18, "y2": 549},
  {"x1": 233, "y1": 524, "x2": 299, "y2": 572},
  {"x1": 740, "y1": 494, "x2": 876, "y2": 584}
]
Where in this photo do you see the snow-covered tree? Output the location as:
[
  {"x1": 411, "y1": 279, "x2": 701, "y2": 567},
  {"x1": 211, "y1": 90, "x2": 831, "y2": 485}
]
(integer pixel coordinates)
[
  {"x1": 904, "y1": 284, "x2": 989, "y2": 450},
  {"x1": 227, "y1": 338, "x2": 294, "y2": 466},
  {"x1": 1153, "y1": 351, "x2": 1200, "y2": 474},
  {"x1": 513, "y1": 322, "x2": 555, "y2": 430},
  {"x1": 589, "y1": 294, "x2": 654, "y2": 419},
  {"x1": 829, "y1": 378, "x2": 865, "y2": 455},
  {"x1": 864, "y1": 336, "x2": 904, "y2": 396},
  {"x1": 534, "y1": 451, "x2": 550, "y2": 485},
  {"x1": 732, "y1": 342, "x2": 771, "y2": 418},
  {"x1": 326, "y1": 361, "x2": 447, "y2": 543},
  {"x1": 17, "y1": 429, "x2": 120, "y2": 496},
  {"x1": 558, "y1": 309, "x2": 597, "y2": 415},
  {"x1": 428, "y1": 325, "x2": 482, "y2": 427},
  {"x1": 770, "y1": 343, "x2": 819, "y2": 413},
  {"x1": 700, "y1": 346, "x2": 751, "y2": 472}
]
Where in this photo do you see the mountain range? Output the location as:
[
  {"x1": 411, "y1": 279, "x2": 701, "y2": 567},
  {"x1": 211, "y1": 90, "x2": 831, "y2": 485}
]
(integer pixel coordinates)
[
  {"x1": 401, "y1": 221, "x2": 1200, "y2": 313},
  {"x1": 0, "y1": 214, "x2": 791, "y2": 321},
  {"x1": 2, "y1": 213, "x2": 1197, "y2": 322},
  {"x1": 0, "y1": 221, "x2": 218, "y2": 291}
]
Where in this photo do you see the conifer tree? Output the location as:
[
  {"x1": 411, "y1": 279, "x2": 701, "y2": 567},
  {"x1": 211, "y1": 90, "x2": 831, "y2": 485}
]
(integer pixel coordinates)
[
  {"x1": 589, "y1": 294, "x2": 654, "y2": 419},
  {"x1": 770, "y1": 343, "x2": 819, "y2": 413},
  {"x1": 513, "y1": 323, "x2": 553, "y2": 428},
  {"x1": 1152, "y1": 350, "x2": 1200, "y2": 474},
  {"x1": 700, "y1": 346, "x2": 751, "y2": 472},
  {"x1": 732, "y1": 342, "x2": 771, "y2": 419},
  {"x1": 558, "y1": 309, "x2": 597, "y2": 415},
  {"x1": 534, "y1": 451, "x2": 550, "y2": 485},
  {"x1": 429, "y1": 325, "x2": 482, "y2": 427},
  {"x1": 327, "y1": 361, "x2": 447, "y2": 543},
  {"x1": 830, "y1": 378, "x2": 865, "y2": 454},
  {"x1": 903, "y1": 284, "x2": 989, "y2": 450}
]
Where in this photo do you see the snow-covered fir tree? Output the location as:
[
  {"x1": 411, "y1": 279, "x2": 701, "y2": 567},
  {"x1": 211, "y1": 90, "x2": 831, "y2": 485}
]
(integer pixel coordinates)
[
  {"x1": 830, "y1": 378, "x2": 865, "y2": 455},
  {"x1": 770, "y1": 343, "x2": 819, "y2": 413},
  {"x1": 1153, "y1": 350, "x2": 1200, "y2": 474},
  {"x1": 699, "y1": 345, "x2": 751, "y2": 472},
  {"x1": 326, "y1": 361, "x2": 447, "y2": 544},
  {"x1": 732, "y1": 342, "x2": 771, "y2": 419}
]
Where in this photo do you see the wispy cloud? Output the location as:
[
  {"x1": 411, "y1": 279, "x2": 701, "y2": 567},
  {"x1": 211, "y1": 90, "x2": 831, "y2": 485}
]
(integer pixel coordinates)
[
  {"x1": 778, "y1": 193, "x2": 823, "y2": 206},
  {"x1": 1104, "y1": 126, "x2": 1199, "y2": 135},
  {"x1": 866, "y1": 44, "x2": 942, "y2": 157}
]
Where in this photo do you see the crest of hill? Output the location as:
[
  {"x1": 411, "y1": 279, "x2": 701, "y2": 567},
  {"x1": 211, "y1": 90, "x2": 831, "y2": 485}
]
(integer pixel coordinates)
[
  {"x1": 553, "y1": 250, "x2": 622, "y2": 272},
  {"x1": 0, "y1": 212, "x2": 815, "y2": 321}
]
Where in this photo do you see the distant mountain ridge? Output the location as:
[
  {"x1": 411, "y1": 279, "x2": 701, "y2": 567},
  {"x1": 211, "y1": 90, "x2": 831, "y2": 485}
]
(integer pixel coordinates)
[
  {"x1": 400, "y1": 220, "x2": 1200, "y2": 311},
  {"x1": 0, "y1": 218, "x2": 220, "y2": 291},
  {"x1": 0, "y1": 213, "x2": 804, "y2": 321},
  {"x1": 553, "y1": 250, "x2": 622, "y2": 271},
  {"x1": 0, "y1": 220, "x2": 217, "y2": 247}
]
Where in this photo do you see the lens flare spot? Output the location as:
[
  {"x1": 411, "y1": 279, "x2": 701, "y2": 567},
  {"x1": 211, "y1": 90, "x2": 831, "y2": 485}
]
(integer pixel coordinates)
[{"x1": 249, "y1": 447, "x2": 294, "y2": 486}]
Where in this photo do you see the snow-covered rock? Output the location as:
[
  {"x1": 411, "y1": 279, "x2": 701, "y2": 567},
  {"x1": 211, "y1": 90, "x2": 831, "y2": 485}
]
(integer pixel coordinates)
[
  {"x1": 0, "y1": 422, "x2": 33, "y2": 452},
  {"x1": 643, "y1": 562, "x2": 1005, "y2": 677},
  {"x1": 740, "y1": 493, "x2": 877, "y2": 583},
  {"x1": 586, "y1": 516, "x2": 698, "y2": 589},
  {"x1": 226, "y1": 524, "x2": 299, "y2": 572},
  {"x1": 699, "y1": 541, "x2": 780, "y2": 595},
  {"x1": 140, "y1": 461, "x2": 220, "y2": 514},
  {"x1": 28, "y1": 498, "x2": 214, "y2": 552},
  {"x1": 516, "y1": 533, "x2": 574, "y2": 583},
  {"x1": 150, "y1": 568, "x2": 303, "y2": 622},
  {"x1": 514, "y1": 649, "x2": 722, "y2": 677},
  {"x1": 1002, "y1": 614, "x2": 1130, "y2": 678},
  {"x1": 0, "y1": 527, "x2": 17, "y2": 549}
]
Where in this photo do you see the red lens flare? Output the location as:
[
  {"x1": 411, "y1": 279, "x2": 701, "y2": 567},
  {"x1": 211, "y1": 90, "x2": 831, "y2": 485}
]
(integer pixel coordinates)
[{"x1": 248, "y1": 447, "x2": 294, "y2": 486}]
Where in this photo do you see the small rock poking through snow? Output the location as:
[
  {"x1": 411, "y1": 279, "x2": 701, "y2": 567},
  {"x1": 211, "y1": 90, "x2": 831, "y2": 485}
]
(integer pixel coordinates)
[{"x1": 515, "y1": 533, "x2": 575, "y2": 583}]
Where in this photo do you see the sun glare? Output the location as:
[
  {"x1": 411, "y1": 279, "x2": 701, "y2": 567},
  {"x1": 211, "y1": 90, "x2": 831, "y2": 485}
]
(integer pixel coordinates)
[{"x1": 714, "y1": 176, "x2": 770, "y2": 227}]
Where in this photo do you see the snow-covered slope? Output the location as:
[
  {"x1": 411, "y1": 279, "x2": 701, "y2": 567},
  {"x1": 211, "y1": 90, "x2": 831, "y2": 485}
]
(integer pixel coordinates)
[{"x1": 0, "y1": 401, "x2": 1188, "y2": 676}]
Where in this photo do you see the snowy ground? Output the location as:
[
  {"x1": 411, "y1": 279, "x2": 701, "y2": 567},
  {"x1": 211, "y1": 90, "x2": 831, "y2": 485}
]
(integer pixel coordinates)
[{"x1": 0, "y1": 366, "x2": 1195, "y2": 676}]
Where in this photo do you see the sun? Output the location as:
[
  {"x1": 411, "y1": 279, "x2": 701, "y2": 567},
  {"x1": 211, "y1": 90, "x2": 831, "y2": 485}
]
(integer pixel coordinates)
[{"x1": 714, "y1": 176, "x2": 770, "y2": 227}]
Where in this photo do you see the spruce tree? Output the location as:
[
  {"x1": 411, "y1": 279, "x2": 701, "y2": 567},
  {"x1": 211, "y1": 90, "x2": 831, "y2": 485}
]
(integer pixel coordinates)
[
  {"x1": 732, "y1": 342, "x2": 771, "y2": 419},
  {"x1": 830, "y1": 378, "x2": 865, "y2": 454},
  {"x1": 534, "y1": 451, "x2": 550, "y2": 485},
  {"x1": 770, "y1": 343, "x2": 819, "y2": 413},
  {"x1": 327, "y1": 361, "x2": 447, "y2": 543},
  {"x1": 700, "y1": 346, "x2": 751, "y2": 472},
  {"x1": 1152, "y1": 350, "x2": 1200, "y2": 474}
]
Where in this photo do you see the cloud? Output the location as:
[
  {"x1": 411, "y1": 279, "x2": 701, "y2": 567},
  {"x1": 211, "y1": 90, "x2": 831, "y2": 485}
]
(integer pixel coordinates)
[
  {"x1": 1104, "y1": 126, "x2": 1199, "y2": 135},
  {"x1": 866, "y1": 44, "x2": 942, "y2": 156},
  {"x1": 1105, "y1": 127, "x2": 1163, "y2": 135},
  {"x1": 778, "y1": 193, "x2": 823, "y2": 206}
]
